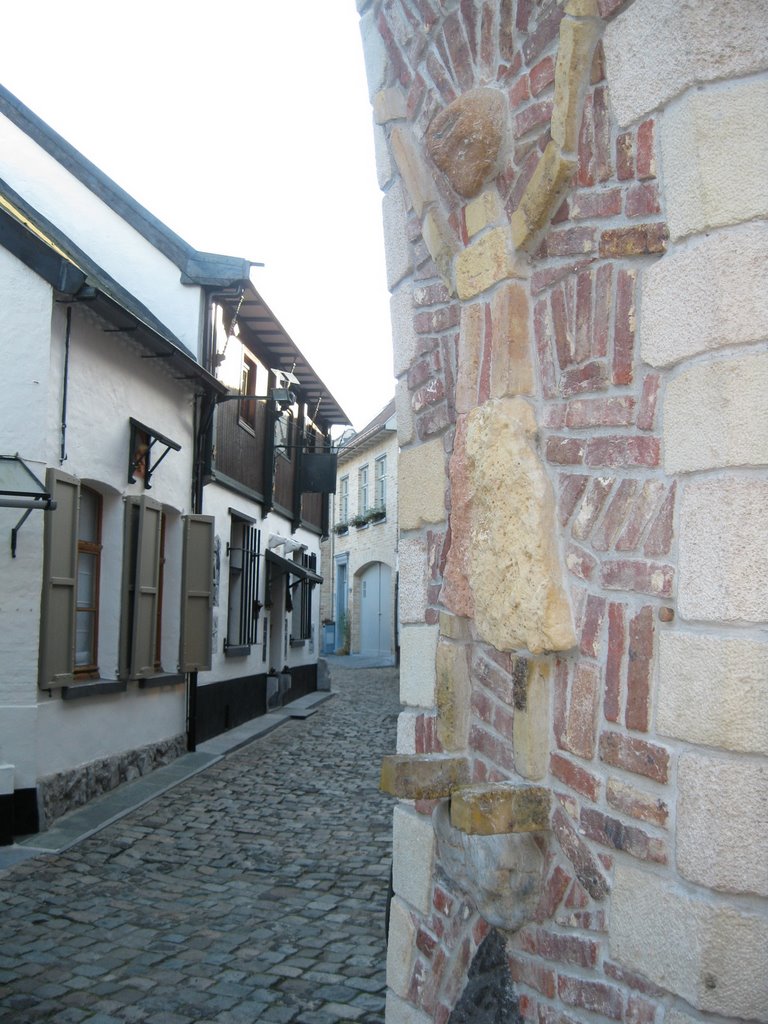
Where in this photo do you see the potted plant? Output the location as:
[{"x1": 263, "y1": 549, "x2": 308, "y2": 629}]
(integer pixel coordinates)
[
  {"x1": 350, "y1": 512, "x2": 368, "y2": 529},
  {"x1": 333, "y1": 520, "x2": 349, "y2": 535},
  {"x1": 366, "y1": 505, "x2": 386, "y2": 524}
]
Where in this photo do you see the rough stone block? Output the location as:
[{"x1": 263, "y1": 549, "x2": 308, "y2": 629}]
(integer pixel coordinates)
[
  {"x1": 421, "y1": 206, "x2": 459, "y2": 290},
  {"x1": 398, "y1": 439, "x2": 446, "y2": 530},
  {"x1": 426, "y1": 89, "x2": 508, "y2": 199},
  {"x1": 435, "y1": 639, "x2": 471, "y2": 751},
  {"x1": 455, "y1": 301, "x2": 485, "y2": 415},
  {"x1": 603, "y1": 0, "x2": 768, "y2": 127},
  {"x1": 677, "y1": 752, "x2": 768, "y2": 897},
  {"x1": 374, "y1": 122, "x2": 394, "y2": 190},
  {"x1": 398, "y1": 539, "x2": 430, "y2": 625},
  {"x1": 399, "y1": 623, "x2": 439, "y2": 706},
  {"x1": 443, "y1": 398, "x2": 576, "y2": 654},
  {"x1": 386, "y1": 896, "x2": 417, "y2": 999},
  {"x1": 439, "y1": 611, "x2": 471, "y2": 642},
  {"x1": 451, "y1": 782, "x2": 551, "y2": 835},
  {"x1": 380, "y1": 754, "x2": 470, "y2": 799},
  {"x1": 611, "y1": 863, "x2": 768, "y2": 1019},
  {"x1": 551, "y1": 17, "x2": 603, "y2": 153},
  {"x1": 657, "y1": 631, "x2": 768, "y2": 754},
  {"x1": 664, "y1": 352, "x2": 768, "y2": 472},
  {"x1": 392, "y1": 804, "x2": 437, "y2": 913},
  {"x1": 455, "y1": 227, "x2": 526, "y2": 301},
  {"x1": 679, "y1": 478, "x2": 768, "y2": 623},
  {"x1": 383, "y1": 182, "x2": 413, "y2": 290},
  {"x1": 359, "y1": 8, "x2": 388, "y2": 100},
  {"x1": 513, "y1": 661, "x2": 551, "y2": 781},
  {"x1": 465, "y1": 189, "x2": 505, "y2": 239},
  {"x1": 510, "y1": 143, "x2": 578, "y2": 250},
  {"x1": 661, "y1": 78, "x2": 768, "y2": 240},
  {"x1": 390, "y1": 126, "x2": 438, "y2": 219},
  {"x1": 490, "y1": 282, "x2": 534, "y2": 399},
  {"x1": 641, "y1": 223, "x2": 768, "y2": 369},
  {"x1": 373, "y1": 87, "x2": 407, "y2": 124}
]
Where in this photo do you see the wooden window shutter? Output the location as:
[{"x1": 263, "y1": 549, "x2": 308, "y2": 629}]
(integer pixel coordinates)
[
  {"x1": 180, "y1": 514, "x2": 214, "y2": 672},
  {"x1": 39, "y1": 469, "x2": 79, "y2": 687},
  {"x1": 121, "y1": 495, "x2": 162, "y2": 679}
]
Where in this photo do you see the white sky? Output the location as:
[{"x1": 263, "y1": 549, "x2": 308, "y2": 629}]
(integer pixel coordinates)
[{"x1": 1, "y1": 1, "x2": 393, "y2": 431}]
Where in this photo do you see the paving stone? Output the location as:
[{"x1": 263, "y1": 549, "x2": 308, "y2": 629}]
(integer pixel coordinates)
[{"x1": 0, "y1": 666, "x2": 397, "y2": 1023}]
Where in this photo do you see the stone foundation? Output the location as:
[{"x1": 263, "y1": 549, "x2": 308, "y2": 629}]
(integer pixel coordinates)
[{"x1": 38, "y1": 734, "x2": 187, "y2": 830}]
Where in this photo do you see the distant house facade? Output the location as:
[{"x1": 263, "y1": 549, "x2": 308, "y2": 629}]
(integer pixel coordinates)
[
  {"x1": 0, "y1": 87, "x2": 346, "y2": 841},
  {"x1": 321, "y1": 400, "x2": 397, "y2": 662}
]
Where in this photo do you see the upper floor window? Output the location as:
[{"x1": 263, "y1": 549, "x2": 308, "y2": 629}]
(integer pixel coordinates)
[
  {"x1": 358, "y1": 464, "x2": 369, "y2": 513},
  {"x1": 339, "y1": 475, "x2": 349, "y2": 523},
  {"x1": 239, "y1": 353, "x2": 257, "y2": 432},
  {"x1": 375, "y1": 455, "x2": 387, "y2": 512}
]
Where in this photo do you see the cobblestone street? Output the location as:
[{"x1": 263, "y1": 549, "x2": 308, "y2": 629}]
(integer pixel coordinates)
[{"x1": 0, "y1": 663, "x2": 400, "y2": 1024}]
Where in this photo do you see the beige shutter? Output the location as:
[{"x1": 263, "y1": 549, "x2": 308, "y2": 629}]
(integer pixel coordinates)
[
  {"x1": 120, "y1": 495, "x2": 162, "y2": 679},
  {"x1": 179, "y1": 515, "x2": 215, "y2": 672},
  {"x1": 39, "y1": 469, "x2": 79, "y2": 687}
]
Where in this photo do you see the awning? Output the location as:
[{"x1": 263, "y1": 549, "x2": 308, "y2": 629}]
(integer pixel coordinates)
[{"x1": 266, "y1": 549, "x2": 323, "y2": 585}]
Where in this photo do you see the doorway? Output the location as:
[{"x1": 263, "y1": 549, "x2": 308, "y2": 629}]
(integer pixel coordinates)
[{"x1": 359, "y1": 562, "x2": 392, "y2": 658}]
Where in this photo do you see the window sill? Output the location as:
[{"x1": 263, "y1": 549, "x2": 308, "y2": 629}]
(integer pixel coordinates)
[
  {"x1": 61, "y1": 679, "x2": 127, "y2": 701},
  {"x1": 137, "y1": 673, "x2": 184, "y2": 689},
  {"x1": 289, "y1": 639, "x2": 306, "y2": 648},
  {"x1": 224, "y1": 644, "x2": 251, "y2": 658}
]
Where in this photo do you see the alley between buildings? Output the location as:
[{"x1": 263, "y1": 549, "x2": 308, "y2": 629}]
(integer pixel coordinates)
[{"x1": 0, "y1": 663, "x2": 400, "y2": 1024}]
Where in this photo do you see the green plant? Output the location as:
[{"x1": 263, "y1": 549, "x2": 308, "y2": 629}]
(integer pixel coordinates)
[
  {"x1": 336, "y1": 611, "x2": 350, "y2": 655},
  {"x1": 366, "y1": 505, "x2": 386, "y2": 523},
  {"x1": 350, "y1": 512, "x2": 368, "y2": 528},
  {"x1": 333, "y1": 520, "x2": 349, "y2": 535}
]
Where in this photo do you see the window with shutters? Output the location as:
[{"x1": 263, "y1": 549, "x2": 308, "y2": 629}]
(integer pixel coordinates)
[
  {"x1": 226, "y1": 516, "x2": 261, "y2": 654},
  {"x1": 75, "y1": 487, "x2": 102, "y2": 677},
  {"x1": 120, "y1": 495, "x2": 164, "y2": 680}
]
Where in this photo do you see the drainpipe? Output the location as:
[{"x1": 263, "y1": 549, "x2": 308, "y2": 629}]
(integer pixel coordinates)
[{"x1": 59, "y1": 305, "x2": 72, "y2": 465}]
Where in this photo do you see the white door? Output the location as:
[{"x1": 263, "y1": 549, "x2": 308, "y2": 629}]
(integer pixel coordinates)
[{"x1": 359, "y1": 562, "x2": 392, "y2": 657}]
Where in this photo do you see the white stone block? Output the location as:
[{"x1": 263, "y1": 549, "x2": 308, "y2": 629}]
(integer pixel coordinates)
[
  {"x1": 386, "y1": 896, "x2": 417, "y2": 999},
  {"x1": 657, "y1": 632, "x2": 768, "y2": 754},
  {"x1": 399, "y1": 624, "x2": 438, "y2": 707},
  {"x1": 386, "y1": 991, "x2": 433, "y2": 1024},
  {"x1": 661, "y1": 79, "x2": 768, "y2": 241},
  {"x1": 392, "y1": 804, "x2": 436, "y2": 914},
  {"x1": 640, "y1": 222, "x2": 768, "y2": 369},
  {"x1": 677, "y1": 752, "x2": 768, "y2": 897},
  {"x1": 664, "y1": 351, "x2": 768, "y2": 473},
  {"x1": 391, "y1": 284, "x2": 417, "y2": 378},
  {"x1": 395, "y1": 377, "x2": 415, "y2": 446},
  {"x1": 382, "y1": 183, "x2": 413, "y2": 291},
  {"x1": 359, "y1": 8, "x2": 388, "y2": 100},
  {"x1": 603, "y1": 0, "x2": 768, "y2": 127},
  {"x1": 396, "y1": 709, "x2": 419, "y2": 754},
  {"x1": 398, "y1": 537, "x2": 429, "y2": 625},
  {"x1": 611, "y1": 863, "x2": 768, "y2": 1019},
  {"x1": 374, "y1": 122, "x2": 394, "y2": 191},
  {"x1": 679, "y1": 478, "x2": 768, "y2": 624}
]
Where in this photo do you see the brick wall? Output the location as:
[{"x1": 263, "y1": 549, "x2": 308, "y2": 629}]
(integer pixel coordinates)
[{"x1": 360, "y1": 1, "x2": 768, "y2": 1022}]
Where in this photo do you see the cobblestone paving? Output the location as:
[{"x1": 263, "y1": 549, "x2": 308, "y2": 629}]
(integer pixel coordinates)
[{"x1": 0, "y1": 665, "x2": 400, "y2": 1023}]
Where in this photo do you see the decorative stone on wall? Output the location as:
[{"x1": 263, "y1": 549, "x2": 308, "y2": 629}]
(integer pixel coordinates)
[{"x1": 359, "y1": 0, "x2": 768, "y2": 1021}]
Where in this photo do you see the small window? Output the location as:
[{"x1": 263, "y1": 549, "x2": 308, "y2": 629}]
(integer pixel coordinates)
[
  {"x1": 239, "y1": 354, "x2": 257, "y2": 432},
  {"x1": 358, "y1": 464, "x2": 369, "y2": 513},
  {"x1": 75, "y1": 487, "x2": 102, "y2": 676},
  {"x1": 339, "y1": 475, "x2": 349, "y2": 524},
  {"x1": 375, "y1": 455, "x2": 387, "y2": 513},
  {"x1": 274, "y1": 410, "x2": 292, "y2": 460},
  {"x1": 226, "y1": 518, "x2": 261, "y2": 652},
  {"x1": 291, "y1": 552, "x2": 316, "y2": 642}
]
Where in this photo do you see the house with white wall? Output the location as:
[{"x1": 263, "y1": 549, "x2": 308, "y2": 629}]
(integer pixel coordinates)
[
  {"x1": 0, "y1": 86, "x2": 346, "y2": 841},
  {"x1": 321, "y1": 399, "x2": 398, "y2": 662}
]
